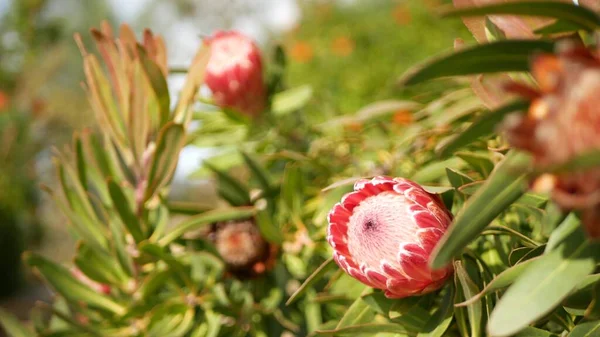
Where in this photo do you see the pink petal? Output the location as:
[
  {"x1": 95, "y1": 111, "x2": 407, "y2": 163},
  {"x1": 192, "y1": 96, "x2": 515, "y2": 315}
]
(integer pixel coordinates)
[
  {"x1": 328, "y1": 203, "x2": 351, "y2": 224},
  {"x1": 412, "y1": 210, "x2": 443, "y2": 230},
  {"x1": 327, "y1": 222, "x2": 348, "y2": 238},
  {"x1": 381, "y1": 261, "x2": 406, "y2": 279},
  {"x1": 404, "y1": 188, "x2": 433, "y2": 209},
  {"x1": 417, "y1": 227, "x2": 444, "y2": 253},
  {"x1": 341, "y1": 191, "x2": 368, "y2": 211},
  {"x1": 348, "y1": 267, "x2": 376, "y2": 288},
  {"x1": 354, "y1": 179, "x2": 371, "y2": 190},
  {"x1": 365, "y1": 269, "x2": 389, "y2": 289},
  {"x1": 399, "y1": 256, "x2": 431, "y2": 281},
  {"x1": 385, "y1": 278, "x2": 426, "y2": 297}
]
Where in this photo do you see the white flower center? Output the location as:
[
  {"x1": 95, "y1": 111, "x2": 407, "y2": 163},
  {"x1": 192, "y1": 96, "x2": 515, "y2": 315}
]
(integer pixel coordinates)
[{"x1": 346, "y1": 192, "x2": 419, "y2": 269}]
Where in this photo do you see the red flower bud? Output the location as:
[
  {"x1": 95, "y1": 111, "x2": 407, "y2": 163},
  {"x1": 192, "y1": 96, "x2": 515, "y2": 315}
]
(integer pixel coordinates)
[
  {"x1": 205, "y1": 31, "x2": 266, "y2": 118},
  {"x1": 327, "y1": 176, "x2": 453, "y2": 298}
]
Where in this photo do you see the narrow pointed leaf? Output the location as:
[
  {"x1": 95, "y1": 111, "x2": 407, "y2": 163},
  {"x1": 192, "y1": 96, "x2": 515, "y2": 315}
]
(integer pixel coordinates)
[
  {"x1": 568, "y1": 321, "x2": 600, "y2": 337},
  {"x1": 138, "y1": 46, "x2": 170, "y2": 127},
  {"x1": 287, "y1": 258, "x2": 335, "y2": 305},
  {"x1": 418, "y1": 284, "x2": 455, "y2": 337},
  {"x1": 399, "y1": 40, "x2": 554, "y2": 86},
  {"x1": 488, "y1": 225, "x2": 598, "y2": 337},
  {"x1": 456, "y1": 152, "x2": 494, "y2": 177},
  {"x1": 240, "y1": 151, "x2": 273, "y2": 195},
  {"x1": 26, "y1": 253, "x2": 126, "y2": 315},
  {"x1": 271, "y1": 85, "x2": 313, "y2": 116},
  {"x1": 446, "y1": 168, "x2": 474, "y2": 189},
  {"x1": 107, "y1": 179, "x2": 144, "y2": 242},
  {"x1": 336, "y1": 299, "x2": 374, "y2": 331},
  {"x1": 455, "y1": 260, "x2": 482, "y2": 337},
  {"x1": 205, "y1": 163, "x2": 251, "y2": 207},
  {"x1": 145, "y1": 123, "x2": 186, "y2": 201},
  {"x1": 430, "y1": 151, "x2": 529, "y2": 269},
  {"x1": 437, "y1": 100, "x2": 528, "y2": 157},
  {"x1": 456, "y1": 257, "x2": 539, "y2": 307},
  {"x1": 0, "y1": 308, "x2": 34, "y2": 337},
  {"x1": 314, "y1": 323, "x2": 408, "y2": 336},
  {"x1": 158, "y1": 207, "x2": 255, "y2": 246}
]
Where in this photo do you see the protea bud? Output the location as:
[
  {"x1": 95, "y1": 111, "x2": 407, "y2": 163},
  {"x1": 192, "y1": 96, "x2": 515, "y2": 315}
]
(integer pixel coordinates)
[
  {"x1": 210, "y1": 219, "x2": 276, "y2": 278},
  {"x1": 71, "y1": 267, "x2": 111, "y2": 295},
  {"x1": 205, "y1": 31, "x2": 267, "y2": 118},
  {"x1": 502, "y1": 40, "x2": 600, "y2": 237},
  {"x1": 327, "y1": 176, "x2": 453, "y2": 298}
]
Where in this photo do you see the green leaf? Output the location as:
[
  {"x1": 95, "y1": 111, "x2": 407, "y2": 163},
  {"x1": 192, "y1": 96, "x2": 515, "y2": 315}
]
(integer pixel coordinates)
[
  {"x1": 107, "y1": 179, "x2": 144, "y2": 242},
  {"x1": 545, "y1": 213, "x2": 580, "y2": 253},
  {"x1": 361, "y1": 291, "x2": 395, "y2": 316},
  {"x1": 534, "y1": 20, "x2": 584, "y2": 35},
  {"x1": 488, "y1": 225, "x2": 598, "y2": 337},
  {"x1": 74, "y1": 134, "x2": 88, "y2": 191},
  {"x1": 138, "y1": 48, "x2": 170, "y2": 127},
  {"x1": 74, "y1": 244, "x2": 128, "y2": 286},
  {"x1": 444, "y1": 1, "x2": 600, "y2": 32},
  {"x1": 399, "y1": 40, "x2": 554, "y2": 86},
  {"x1": 137, "y1": 270, "x2": 172, "y2": 301},
  {"x1": 240, "y1": 151, "x2": 274, "y2": 195},
  {"x1": 314, "y1": 323, "x2": 407, "y2": 336},
  {"x1": 139, "y1": 243, "x2": 194, "y2": 290},
  {"x1": 455, "y1": 260, "x2": 482, "y2": 337},
  {"x1": 430, "y1": 151, "x2": 529, "y2": 269},
  {"x1": 437, "y1": 101, "x2": 528, "y2": 157},
  {"x1": 147, "y1": 303, "x2": 194, "y2": 337},
  {"x1": 336, "y1": 289, "x2": 374, "y2": 330},
  {"x1": 26, "y1": 253, "x2": 126, "y2": 315},
  {"x1": 281, "y1": 163, "x2": 304, "y2": 216},
  {"x1": 411, "y1": 157, "x2": 465, "y2": 184},
  {"x1": 205, "y1": 162, "x2": 251, "y2": 207},
  {"x1": 144, "y1": 123, "x2": 186, "y2": 201},
  {"x1": 456, "y1": 257, "x2": 539, "y2": 307},
  {"x1": 568, "y1": 321, "x2": 600, "y2": 337},
  {"x1": 456, "y1": 151, "x2": 494, "y2": 177},
  {"x1": 286, "y1": 258, "x2": 336, "y2": 305},
  {"x1": 158, "y1": 206, "x2": 255, "y2": 246},
  {"x1": 255, "y1": 207, "x2": 284, "y2": 244},
  {"x1": 106, "y1": 210, "x2": 134, "y2": 276},
  {"x1": 271, "y1": 85, "x2": 313, "y2": 116},
  {"x1": 418, "y1": 284, "x2": 455, "y2": 337},
  {"x1": 0, "y1": 308, "x2": 34, "y2": 337},
  {"x1": 514, "y1": 327, "x2": 558, "y2": 337},
  {"x1": 446, "y1": 168, "x2": 474, "y2": 189}
]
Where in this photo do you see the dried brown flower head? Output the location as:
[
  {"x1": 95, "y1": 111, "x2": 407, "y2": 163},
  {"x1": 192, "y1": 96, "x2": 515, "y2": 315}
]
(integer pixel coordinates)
[
  {"x1": 210, "y1": 219, "x2": 277, "y2": 278},
  {"x1": 502, "y1": 40, "x2": 600, "y2": 237}
]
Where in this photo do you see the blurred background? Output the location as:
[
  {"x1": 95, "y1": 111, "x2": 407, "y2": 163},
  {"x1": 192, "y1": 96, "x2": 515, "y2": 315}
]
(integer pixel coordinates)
[{"x1": 0, "y1": 0, "x2": 470, "y2": 331}]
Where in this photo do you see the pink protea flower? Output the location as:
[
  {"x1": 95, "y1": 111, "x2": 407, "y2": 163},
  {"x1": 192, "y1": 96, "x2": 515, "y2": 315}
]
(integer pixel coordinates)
[
  {"x1": 205, "y1": 31, "x2": 267, "y2": 118},
  {"x1": 327, "y1": 176, "x2": 453, "y2": 298}
]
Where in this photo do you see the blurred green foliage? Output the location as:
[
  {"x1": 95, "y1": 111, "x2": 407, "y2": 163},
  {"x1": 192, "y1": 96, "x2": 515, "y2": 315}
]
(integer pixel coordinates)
[{"x1": 285, "y1": 0, "x2": 474, "y2": 116}]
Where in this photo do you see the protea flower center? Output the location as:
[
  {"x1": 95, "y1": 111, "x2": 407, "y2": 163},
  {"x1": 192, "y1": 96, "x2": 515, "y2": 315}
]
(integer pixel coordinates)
[
  {"x1": 327, "y1": 176, "x2": 453, "y2": 298},
  {"x1": 205, "y1": 31, "x2": 266, "y2": 118}
]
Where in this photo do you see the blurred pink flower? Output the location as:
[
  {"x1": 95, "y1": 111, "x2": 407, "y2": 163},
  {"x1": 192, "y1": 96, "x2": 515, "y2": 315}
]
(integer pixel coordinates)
[
  {"x1": 327, "y1": 176, "x2": 453, "y2": 298},
  {"x1": 205, "y1": 31, "x2": 267, "y2": 118}
]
